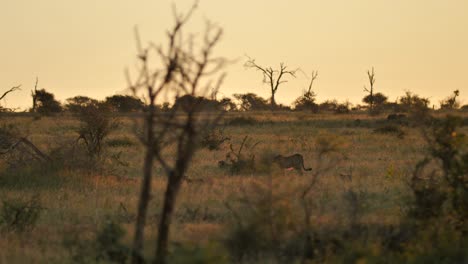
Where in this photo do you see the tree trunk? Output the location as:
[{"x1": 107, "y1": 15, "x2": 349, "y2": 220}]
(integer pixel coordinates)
[
  {"x1": 154, "y1": 173, "x2": 183, "y2": 264},
  {"x1": 271, "y1": 92, "x2": 277, "y2": 109},
  {"x1": 132, "y1": 107, "x2": 155, "y2": 264},
  {"x1": 31, "y1": 93, "x2": 37, "y2": 113}
]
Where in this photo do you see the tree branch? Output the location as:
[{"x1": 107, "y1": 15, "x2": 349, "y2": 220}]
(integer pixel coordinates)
[{"x1": 0, "y1": 85, "x2": 21, "y2": 101}]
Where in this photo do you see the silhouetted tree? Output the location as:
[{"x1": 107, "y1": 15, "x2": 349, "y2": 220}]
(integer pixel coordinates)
[
  {"x1": 398, "y1": 91, "x2": 430, "y2": 112},
  {"x1": 34, "y1": 89, "x2": 62, "y2": 114},
  {"x1": 440, "y1": 90, "x2": 460, "y2": 110},
  {"x1": 363, "y1": 67, "x2": 377, "y2": 113},
  {"x1": 160, "y1": 102, "x2": 171, "y2": 112},
  {"x1": 31, "y1": 77, "x2": 38, "y2": 113},
  {"x1": 244, "y1": 57, "x2": 298, "y2": 108},
  {"x1": 294, "y1": 70, "x2": 318, "y2": 112},
  {"x1": 173, "y1": 95, "x2": 223, "y2": 112},
  {"x1": 65, "y1": 96, "x2": 99, "y2": 113},
  {"x1": 105, "y1": 95, "x2": 144, "y2": 112},
  {"x1": 0, "y1": 85, "x2": 21, "y2": 112},
  {"x1": 76, "y1": 102, "x2": 117, "y2": 158},
  {"x1": 318, "y1": 99, "x2": 339, "y2": 112},
  {"x1": 127, "y1": 2, "x2": 226, "y2": 263},
  {"x1": 233, "y1": 93, "x2": 269, "y2": 111},
  {"x1": 335, "y1": 101, "x2": 352, "y2": 114},
  {"x1": 219, "y1": 97, "x2": 237, "y2": 111},
  {"x1": 363, "y1": 92, "x2": 387, "y2": 111}
]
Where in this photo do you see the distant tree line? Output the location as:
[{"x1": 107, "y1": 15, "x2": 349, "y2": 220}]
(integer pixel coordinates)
[
  {"x1": 27, "y1": 90, "x2": 144, "y2": 114},
  {"x1": 1, "y1": 73, "x2": 465, "y2": 114},
  {"x1": 23, "y1": 87, "x2": 464, "y2": 115}
]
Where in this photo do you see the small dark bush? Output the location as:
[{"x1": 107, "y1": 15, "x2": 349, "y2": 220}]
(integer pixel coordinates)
[
  {"x1": 387, "y1": 113, "x2": 407, "y2": 120},
  {"x1": 225, "y1": 223, "x2": 266, "y2": 261},
  {"x1": 422, "y1": 115, "x2": 468, "y2": 221},
  {"x1": 63, "y1": 218, "x2": 129, "y2": 264},
  {"x1": 168, "y1": 243, "x2": 229, "y2": 264},
  {"x1": 106, "y1": 137, "x2": 135, "y2": 148},
  {"x1": 223, "y1": 181, "x2": 301, "y2": 262},
  {"x1": 200, "y1": 128, "x2": 230, "y2": 150},
  {"x1": 219, "y1": 136, "x2": 258, "y2": 175},
  {"x1": 76, "y1": 103, "x2": 119, "y2": 158},
  {"x1": 0, "y1": 195, "x2": 42, "y2": 233},
  {"x1": 95, "y1": 219, "x2": 129, "y2": 264},
  {"x1": 335, "y1": 103, "x2": 351, "y2": 114},
  {"x1": 225, "y1": 116, "x2": 257, "y2": 126},
  {"x1": 373, "y1": 125, "x2": 405, "y2": 138}
]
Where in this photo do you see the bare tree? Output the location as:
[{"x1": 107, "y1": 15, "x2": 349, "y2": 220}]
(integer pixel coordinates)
[
  {"x1": 305, "y1": 70, "x2": 318, "y2": 97},
  {"x1": 127, "y1": 2, "x2": 226, "y2": 263},
  {"x1": 31, "y1": 77, "x2": 38, "y2": 112},
  {"x1": 363, "y1": 67, "x2": 376, "y2": 113},
  {"x1": 0, "y1": 85, "x2": 21, "y2": 101},
  {"x1": 245, "y1": 57, "x2": 298, "y2": 108},
  {"x1": 0, "y1": 85, "x2": 21, "y2": 111},
  {"x1": 293, "y1": 70, "x2": 318, "y2": 112}
]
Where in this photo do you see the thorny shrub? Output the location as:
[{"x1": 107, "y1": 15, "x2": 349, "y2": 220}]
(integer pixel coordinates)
[
  {"x1": 411, "y1": 115, "x2": 468, "y2": 223},
  {"x1": 0, "y1": 195, "x2": 42, "y2": 233},
  {"x1": 218, "y1": 136, "x2": 259, "y2": 175},
  {"x1": 76, "y1": 103, "x2": 119, "y2": 158},
  {"x1": 200, "y1": 128, "x2": 230, "y2": 151},
  {"x1": 63, "y1": 218, "x2": 129, "y2": 264}
]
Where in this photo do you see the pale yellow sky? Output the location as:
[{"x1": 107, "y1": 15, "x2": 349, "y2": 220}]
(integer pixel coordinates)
[{"x1": 1, "y1": 0, "x2": 467, "y2": 110}]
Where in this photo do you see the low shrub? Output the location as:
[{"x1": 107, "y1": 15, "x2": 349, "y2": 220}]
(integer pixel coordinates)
[
  {"x1": 224, "y1": 181, "x2": 301, "y2": 262},
  {"x1": 225, "y1": 116, "x2": 257, "y2": 126},
  {"x1": 200, "y1": 128, "x2": 230, "y2": 150},
  {"x1": 63, "y1": 218, "x2": 129, "y2": 264},
  {"x1": 168, "y1": 242, "x2": 229, "y2": 264},
  {"x1": 373, "y1": 125, "x2": 405, "y2": 138},
  {"x1": 76, "y1": 103, "x2": 119, "y2": 158},
  {"x1": 218, "y1": 136, "x2": 259, "y2": 175},
  {"x1": 95, "y1": 219, "x2": 129, "y2": 264},
  {"x1": 106, "y1": 137, "x2": 135, "y2": 148},
  {"x1": 0, "y1": 195, "x2": 42, "y2": 233}
]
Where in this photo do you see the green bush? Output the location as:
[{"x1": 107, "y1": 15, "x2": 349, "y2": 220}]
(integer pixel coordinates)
[
  {"x1": 409, "y1": 115, "x2": 468, "y2": 222},
  {"x1": 95, "y1": 219, "x2": 129, "y2": 264},
  {"x1": 63, "y1": 218, "x2": 129, "y2": 264},
  {"x1": 168, "y1": 243, "x2": 229, "y2": 264},
  {"x1": 224, "y1": 183, "x2": 300, "y2": 262}
]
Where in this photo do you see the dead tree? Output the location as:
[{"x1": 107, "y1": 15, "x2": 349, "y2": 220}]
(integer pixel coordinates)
[
  {"x1": 302, "y1": 70, "x2": 318, "y2": 101},
  {"x1": 0, "y1": 85, "x2": 21, "y2": 112},
  {"x1": 245, "y1": 57, "x2": 298, "y2": 108},
  {"x1": 363, "y1": 67, "x2": 376, "y2": 113},
  {"x1": 31, "y1": 77, "x2": 38, "y2": 113},
  {"x1": 0, "y1": 85, "x2": 21, "y2": 101},
  {"x1": 306, "y1": 70, "x2": 318, "y2": 96},
  {"x1": 127, "y1": 2, "x2": 226, "y2": 263},
  {"x1": 0, "y1": 137, "x2": 51, "y2": 162}
]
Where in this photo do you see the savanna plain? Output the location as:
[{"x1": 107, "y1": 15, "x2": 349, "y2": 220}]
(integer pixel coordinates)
[{"x1": 0, "y1": 110, "x2": 467, "y2": 263}]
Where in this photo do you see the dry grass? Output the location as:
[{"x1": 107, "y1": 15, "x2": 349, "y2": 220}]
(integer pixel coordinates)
[{"x1": 0, "y1": 111, "x2": 467, "y2": 263}]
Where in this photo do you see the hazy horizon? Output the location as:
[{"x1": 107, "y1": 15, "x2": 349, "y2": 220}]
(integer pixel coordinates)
[{"x1": 1, "y1": 0, "x2": 467, "y2": 110}]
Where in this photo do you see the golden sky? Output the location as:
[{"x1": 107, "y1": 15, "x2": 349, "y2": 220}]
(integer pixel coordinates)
[{"x1": 1, "y1": 0, "x2": 467, "y2": 110}]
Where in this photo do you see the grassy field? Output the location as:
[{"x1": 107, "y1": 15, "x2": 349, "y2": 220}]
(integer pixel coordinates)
[{"x1": 0, "y1": 111, "x2": 467, "y2": 263}]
